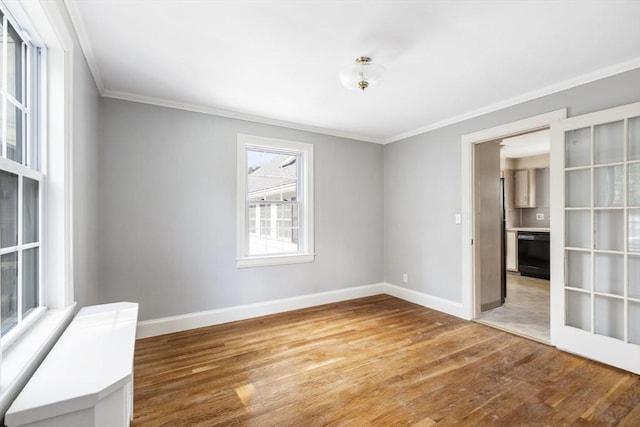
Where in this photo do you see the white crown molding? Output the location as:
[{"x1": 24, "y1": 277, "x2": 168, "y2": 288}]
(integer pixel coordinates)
[
  {"x1": 63, "y1": 0, "x2": 105, "y2": 93},
  {"x1": 102, "y1": 89, "x2": 384, "y2": 144},
  {"x1": 382, "y1": 58, "x2": 640, "y2": 144}
]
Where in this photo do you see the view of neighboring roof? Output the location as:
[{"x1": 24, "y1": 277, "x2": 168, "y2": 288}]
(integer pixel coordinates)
[{"x1": 247, "y1": 154, "x2": 297, "y2": 198}]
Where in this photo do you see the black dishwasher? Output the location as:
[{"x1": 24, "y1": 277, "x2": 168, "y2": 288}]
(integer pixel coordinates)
[{"x1": 517, "y1": 231, "x2": 550, "y2": 280}]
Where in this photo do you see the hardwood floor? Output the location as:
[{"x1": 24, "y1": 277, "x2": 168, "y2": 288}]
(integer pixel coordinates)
[{"x1": 133, "y1": 295, "x2": 640, "y2": 426}]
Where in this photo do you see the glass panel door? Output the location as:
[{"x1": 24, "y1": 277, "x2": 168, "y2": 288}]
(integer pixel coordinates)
[{"x1": 551, "y1": 102, "x2": 640, "y2": 374}]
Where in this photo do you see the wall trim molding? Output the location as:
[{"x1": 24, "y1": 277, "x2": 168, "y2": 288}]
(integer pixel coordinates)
[
  {"x1": 136, "y1": 282, "x2": 469, "y2": 338},
  {"x1": 383, "y1": 283, "x2": 468, "y2": 320},
  {"x1": 136, "y1": 283, "x2": 386, "y2": 338}
]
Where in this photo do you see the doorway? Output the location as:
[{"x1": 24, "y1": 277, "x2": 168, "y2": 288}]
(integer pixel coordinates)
[{"x1": 460, "y1": 109, "x2": 567, "y2": 342}]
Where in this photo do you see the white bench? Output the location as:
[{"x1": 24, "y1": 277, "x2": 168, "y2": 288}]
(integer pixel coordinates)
[{"x1": 5, "y1": 302, "x2": 139, "y2": 427}]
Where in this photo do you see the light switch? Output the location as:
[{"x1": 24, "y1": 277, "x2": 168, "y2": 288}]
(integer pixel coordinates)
[{"x1": 455, "y1": 213, "x2": 462, "y2": 224}]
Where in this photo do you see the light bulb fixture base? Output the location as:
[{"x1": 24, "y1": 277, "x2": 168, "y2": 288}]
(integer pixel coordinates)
[{"x1": 339, "y1": 56, "x2": 385, "y2": 92}]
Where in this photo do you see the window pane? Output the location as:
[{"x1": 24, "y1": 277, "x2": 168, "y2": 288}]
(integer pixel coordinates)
[
  {"x1": 1, "y1": 251, "x2": 18, "y2": 335},
  {"x1": 247, "y1": 150, "x2": 297, "y2": 202},
  {"x1": 594, "y1": 253, "x2": 623, "y2": 296},
  {"x1": 630, "y1": 163, "x2": 640, "y2": 207},
  {"x1": 0, "y1": 170, "x2": 18, "y2": 248},
  {"x1": 0, "y1": 14, "x2": 4, "y2": 87},
  {"x1": 630, "y1": 255, "x2": 640, "y2": 299},
  {"x1": 594, "y1": 165, "x2": 624, "y2": 207},
  {"x1": 248, "y1": 203, "x2": 299, "y2": 255},
  {"x1": 566, "y1": 210, "x2": 590, "y2": 249},
  {"x1": 7, "y1": 101, "x2": 24, "y2": 163},
  {"x1": 23, "y1": 177, "x2": 39, "y2": 243},
  {"x1": 22, "y1": 247, "x2": 38, "y2": 316},
  {"x1": 594, "y1": 296, "x2": 624, "y2": 340},
  {"x1": 630, "y1": 301, "x2": 640, "y2": 345},
  {"x1": 566, "y1": 290, "x2": 590, "y2": 332},
  {"x1": 565, "y1": 169, "x2": 590, "y2": 207},
  {"x1": 630, "y1": 117, "x2": 640, "y2": 161},
  {"x1": 594, "y1": 210, "x2": 624, "y2": 251},
  {"x1": 565, "y1": 127, "x2": 590, "y2": 168},
  {"x1": 566, "y1": 250, "x2": 590, "y2": 290},
  {"x1": 594, "y1": 121, "x2": 624, "y2": 165},
  {"x1": 7, "y1": 23, "x2": 24, "y2": 103},
  {"x1": 630, "y1": 209, "x2": 640, "y2": 253}
]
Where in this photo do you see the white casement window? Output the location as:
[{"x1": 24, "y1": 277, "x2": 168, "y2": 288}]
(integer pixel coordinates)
[
  {"x1": 237, "y1": 134, "x2": 314, "y2": 267},
  {"x1": 0, "y1": 8, "x2": 44, "y2": 345}
]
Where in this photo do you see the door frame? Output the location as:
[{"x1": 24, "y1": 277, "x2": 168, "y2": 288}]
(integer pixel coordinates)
[{"x1": 460, "y1": 109, "x2": 567, "y2": 320}]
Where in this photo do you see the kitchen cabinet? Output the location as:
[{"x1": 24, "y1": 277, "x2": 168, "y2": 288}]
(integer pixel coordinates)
[
  {"x1": 506, "y1": 230, "x2": 518, "y2": 271},
  {"x1": 514, "y1": 169, "x2": 536, "y2": 208}
]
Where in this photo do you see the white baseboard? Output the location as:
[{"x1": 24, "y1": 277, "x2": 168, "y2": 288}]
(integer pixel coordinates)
[
  {"x1": 383, "y1": 283, "x2": 467, "y2": 319},
  {"x1": 136, "y1": 282, "x2": 467, "y2": 339},
  {"x1": 136, "y1": 283, "x2": 385, "y2": 338}
]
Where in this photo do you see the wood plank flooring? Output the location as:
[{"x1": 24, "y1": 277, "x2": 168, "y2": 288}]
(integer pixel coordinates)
[{"x1": 132, "y1": 295, "x2": 640, "y2": 426}]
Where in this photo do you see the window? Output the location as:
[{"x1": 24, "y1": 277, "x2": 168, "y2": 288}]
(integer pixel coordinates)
[
  {"x1": 0, "y1": 10, "x2": 43, "y2": 341},
  {"x1": 237, "y1": 134, "x2": 314, "y2": 267}
]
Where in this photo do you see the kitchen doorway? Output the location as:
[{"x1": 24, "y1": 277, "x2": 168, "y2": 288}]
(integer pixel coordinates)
[{"x1": 460, "y1": 110, "x2": 566, "y2": 344}]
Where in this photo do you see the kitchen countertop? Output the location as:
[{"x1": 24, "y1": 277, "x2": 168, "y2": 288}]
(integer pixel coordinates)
[{"x1": 506, "y1": 227, "x2": 550, "y2": 232}]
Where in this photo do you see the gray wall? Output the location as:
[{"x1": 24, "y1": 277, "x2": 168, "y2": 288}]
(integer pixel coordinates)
[
  {"x1": 98, "y1": 99, "x2": 384, "y2": 321},
  {"x1": 70, "y1": 13, "x2": 101, "y2": 308},
  {"x1": 384, "y1": 69, "x2": 640, "y2": 303}
]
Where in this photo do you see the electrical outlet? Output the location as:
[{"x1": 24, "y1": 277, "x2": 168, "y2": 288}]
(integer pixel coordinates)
[
  {"x1": 536, "y1": 213, "x2": 545, "y2": 220},
  {"x1": 402, "y1": 273, "x2": 408, "y2": 283}
]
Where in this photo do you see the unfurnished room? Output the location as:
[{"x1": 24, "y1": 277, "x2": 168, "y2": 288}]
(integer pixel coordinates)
[{"x1": 0, "y1": 1, "x2": 639, "y2": 426}]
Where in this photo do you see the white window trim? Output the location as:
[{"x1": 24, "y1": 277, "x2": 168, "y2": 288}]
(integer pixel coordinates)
[
  {"x1": 236, "y1": 134, "x2": 314, "y2": 268},
  {"x1": 0, "y1": 0, "x2": 75, "y2": 415}
]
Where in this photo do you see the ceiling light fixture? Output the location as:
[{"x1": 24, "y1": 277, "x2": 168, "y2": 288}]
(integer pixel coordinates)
[{"x1": 339, "y1": 56, "x2": 385, "y2": 92}]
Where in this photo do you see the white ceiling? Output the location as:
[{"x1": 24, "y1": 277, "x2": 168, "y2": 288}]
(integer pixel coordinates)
[
  {"x1": 64, "y1": 0, "x2": 640, "y2": 144},
  {"x1": 500, "y1": 129, "x2": 549, "y2": 158}
]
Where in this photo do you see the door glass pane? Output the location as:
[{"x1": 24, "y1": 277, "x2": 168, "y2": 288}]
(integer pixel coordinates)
[
  {"x1": 594, "y1": 165, "x2": 624, "y2": 207},
  {"x1": 565, "y1": 127, "x2": 591, "y2": 168},
  {"x1": 630, "y1": 255, "x2": 640, "y2": 299},
  {"x1": 23, "y1": 177, "x2": 39, "y2": 243},
  {"x1": 594, "y1": 296, "x2": 624, "y2": 340},
  {"x1": 594, "y1": 253, "x2": 623, "y2": 295},
  {"x1": 1, "y1": 251, "x2": 18, "y2": 335},
  {"x1": 566, "y1": 210, "x2": 590, "y2": 248},
  {"x1": 629, "y1": 116, "x2": 640, "y2": 161},
  {"x1": 594, "y1": 210, "x2": 624, "y2": 251},
  {"x1": 594, "y1": 121, "x2": 624, "y2": 165},
  {"x1": 566, "y1": 169, "x2": 590, "y2": 207},
  {"x1": 0, "y1": 170, "x2": 18, "y2": 248},
  {"x1": 7, "y1": 101, "x2": 23, "y2": 163},
  {"x1": 22, "y1": 247, "x2": 38, "y2": 315},
  {"x1": 630, "y1": 301, "x2": 640, "y2": 345},
  {"x1": 630, "y1": 163, "x2": 640, "y2": 207},
  {"x1": 566, "y1": 290, "x2": 590, "y2": 332},
  {"x1": 566, "y1": 250, "x2": 590, "y2": 290},
  {"x1": 629, "y1": 209, "x2": 640, "y2": 253}
]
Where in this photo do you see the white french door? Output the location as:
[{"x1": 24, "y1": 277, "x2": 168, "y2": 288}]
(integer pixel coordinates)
[{"x1": 550, "y1": 102, "x2": 640, "y2": 374}]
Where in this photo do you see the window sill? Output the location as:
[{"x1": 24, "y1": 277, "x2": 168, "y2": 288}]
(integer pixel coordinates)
[
  {"x1": 236, "y1": 253, "x2": 315, "y2": 268},
  {"x1": 0, "y1": 304, "x2": 76, "y2": 416}
]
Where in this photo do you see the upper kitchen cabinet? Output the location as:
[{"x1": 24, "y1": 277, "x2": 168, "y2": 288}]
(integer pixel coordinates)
[{"x1": 514, "y1": 168, "x2": 537, "y2": 208}]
